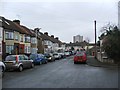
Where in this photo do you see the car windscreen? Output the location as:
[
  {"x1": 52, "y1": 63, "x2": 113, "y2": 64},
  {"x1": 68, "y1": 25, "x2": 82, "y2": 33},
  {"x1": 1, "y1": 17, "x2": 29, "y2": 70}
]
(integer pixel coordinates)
[
  {"x1": 76, "y1": 52, "x2": 84, "y2": 56},
  {"x1": 5, "y1": 56, "x2": 16, "y2": 61},
  {"x1": 30, "y1": 54, "x2": 37, "y2": 60}
]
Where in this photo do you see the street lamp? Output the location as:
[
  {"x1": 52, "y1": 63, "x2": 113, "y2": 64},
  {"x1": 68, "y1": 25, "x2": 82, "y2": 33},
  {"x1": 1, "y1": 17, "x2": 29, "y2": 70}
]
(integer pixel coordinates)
[{"x1": 94, "y1": 20, "x2": 97, "y2": 58}]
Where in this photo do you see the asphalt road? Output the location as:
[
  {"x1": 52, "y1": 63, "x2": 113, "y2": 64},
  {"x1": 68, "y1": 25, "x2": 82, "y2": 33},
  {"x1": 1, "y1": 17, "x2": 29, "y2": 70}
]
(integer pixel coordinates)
[{"x1": 2, "y1": 56, "x2": 118, "y2": 88}]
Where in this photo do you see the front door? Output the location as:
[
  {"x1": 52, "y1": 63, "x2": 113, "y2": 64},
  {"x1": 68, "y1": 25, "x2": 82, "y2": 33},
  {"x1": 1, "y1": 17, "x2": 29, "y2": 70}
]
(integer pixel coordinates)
[{"x1": 14, "y1": 43, "x2": 19, "y2": 55}]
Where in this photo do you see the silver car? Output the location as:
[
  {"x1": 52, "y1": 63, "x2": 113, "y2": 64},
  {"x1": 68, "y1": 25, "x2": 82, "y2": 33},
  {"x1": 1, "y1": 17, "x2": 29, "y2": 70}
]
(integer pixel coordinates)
[
  {"x1": 4, "y1": 55, "x2": 34, "y2": 72},
  {"x1": 0, "y1": 61, "x2": 6, "y2": 77}
]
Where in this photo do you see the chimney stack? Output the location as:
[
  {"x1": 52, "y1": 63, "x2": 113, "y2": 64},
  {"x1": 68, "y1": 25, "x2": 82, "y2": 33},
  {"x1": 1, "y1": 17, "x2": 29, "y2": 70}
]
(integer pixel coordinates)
[
  {"x1": 51, "y1": 35, "x2": 54, "y2": 38},
  {"x1": 44, "y1": 32, "x2": 48, "y2": 36},
  {"x1": 55, "y1": 37, "x2": 59, "y2": 40},
  {"x1": 13, "y1": 20, "x2": 20, "y2": 25}
]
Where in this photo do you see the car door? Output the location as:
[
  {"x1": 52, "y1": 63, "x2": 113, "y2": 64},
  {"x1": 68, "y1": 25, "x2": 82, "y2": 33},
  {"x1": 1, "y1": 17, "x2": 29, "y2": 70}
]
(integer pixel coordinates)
[
  {"x1": 19, "y1": 55, "x2": 27, "y2": 68},
  {"x1": 24, "y1": 55, "x2": 31, "y2": 68}
]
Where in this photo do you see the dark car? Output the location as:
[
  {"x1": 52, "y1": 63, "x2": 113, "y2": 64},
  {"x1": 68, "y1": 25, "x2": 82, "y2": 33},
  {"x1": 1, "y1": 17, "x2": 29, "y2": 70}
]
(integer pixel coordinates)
[
  {"x1": 73, "y1": 51, "x2": 87, "y2": 64},
  {"x1": 30, "y1": 54, "x2": 48, "y2": 65},
  {"x1": 4, "y1": 55, "x2": 34, "y2": 72},
  {"x1": 44, "y1": 53, "x2": 55, "y2": 62}
]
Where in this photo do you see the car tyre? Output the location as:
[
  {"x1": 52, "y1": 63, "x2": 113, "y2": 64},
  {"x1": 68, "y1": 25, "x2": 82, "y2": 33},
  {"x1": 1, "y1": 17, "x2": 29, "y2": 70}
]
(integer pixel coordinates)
[
  {"x1": 2, "y1": 66, "x2": 5, "y2": 77},
  {"x1": 19, "y1": 65, "x2": 23, "y2": 72},
  {"x1": 45, "y1": 60, "x2": 48, "y2": 64},
  {"x1": 31, "y1": 63, "x2": 34, "y2": 68},
  {"x1": 74, "y1": 62, "x2": 77, "y2": 64}
]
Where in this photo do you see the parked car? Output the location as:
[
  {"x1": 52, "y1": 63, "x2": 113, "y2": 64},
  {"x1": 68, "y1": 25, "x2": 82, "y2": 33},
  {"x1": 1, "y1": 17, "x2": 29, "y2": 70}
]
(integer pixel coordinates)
[
  {"x1": 53, "y1": 53, "x2": 61, "y2": 60},
  {"x1": 30, "y1": 54, "x2": 48, "y2": 65},
  {"x1": 0, "y1": 61, "x2": 6, "y2": 77},
  {"x1": 57, "y1": 52, "x2": 65, "y2": 58},
  {"x1": 4, "y1": 55, "x2": 34, "y2": 72},
  {"x1": 64, "y1": 51, "x2": 70, "y2": 57},
  {"x1": 44, "y1": 53, "x2": 55, "y2": 62},
  {"x1": 73, "y1": 51, "x2": 87, "y2": 64}
]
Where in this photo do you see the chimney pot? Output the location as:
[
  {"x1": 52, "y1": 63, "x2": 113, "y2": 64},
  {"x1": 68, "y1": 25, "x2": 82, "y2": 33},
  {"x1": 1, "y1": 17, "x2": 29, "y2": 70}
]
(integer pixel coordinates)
[
  {"x1": 51, "y1": 35, "x2": 54, "y2": 38},
  {"x1": 55, "y1": 37, "x2": 59, "y2": 40},
  {"x1": 13, "y1": 20, "x2": 20, "y2": 25},
  {"x1": 44, "y1": 32, "x2": 48, "y2": 35}
]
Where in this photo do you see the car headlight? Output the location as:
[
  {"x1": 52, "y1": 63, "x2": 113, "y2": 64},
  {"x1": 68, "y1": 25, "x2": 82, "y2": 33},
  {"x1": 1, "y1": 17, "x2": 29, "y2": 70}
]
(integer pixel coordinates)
[{"x1": 49, "y1": 57, "x2": 52, "y2": 59}]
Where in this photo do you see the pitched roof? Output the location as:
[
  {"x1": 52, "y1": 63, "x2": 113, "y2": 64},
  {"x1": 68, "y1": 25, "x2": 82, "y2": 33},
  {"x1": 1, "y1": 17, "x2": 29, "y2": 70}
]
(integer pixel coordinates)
[{"x1": 0, "y1": 16, "x2": 32, "y2": 35}]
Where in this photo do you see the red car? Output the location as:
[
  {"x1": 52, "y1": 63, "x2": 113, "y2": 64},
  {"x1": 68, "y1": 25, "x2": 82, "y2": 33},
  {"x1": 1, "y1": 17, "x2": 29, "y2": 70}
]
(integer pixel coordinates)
[{"x1": 73, "y1": 51, "x2": 87, "y2": 64}]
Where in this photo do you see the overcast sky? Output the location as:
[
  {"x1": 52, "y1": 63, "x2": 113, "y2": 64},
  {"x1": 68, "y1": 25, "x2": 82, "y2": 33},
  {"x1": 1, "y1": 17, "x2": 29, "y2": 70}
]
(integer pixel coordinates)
[{"x1": 0, "y1": 0, "x2": 119, "y2": 43}]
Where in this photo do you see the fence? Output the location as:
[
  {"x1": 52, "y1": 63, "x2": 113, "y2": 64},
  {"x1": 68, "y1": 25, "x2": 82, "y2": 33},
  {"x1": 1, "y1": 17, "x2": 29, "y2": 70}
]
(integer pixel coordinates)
[{"x1": 97, "y1": 52, "x2": 114, "y2": 64}]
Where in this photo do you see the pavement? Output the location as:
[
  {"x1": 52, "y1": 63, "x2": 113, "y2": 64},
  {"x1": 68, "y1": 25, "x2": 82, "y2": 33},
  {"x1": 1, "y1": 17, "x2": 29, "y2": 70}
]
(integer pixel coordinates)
[{"x1": 87, "y1": 56, "x2": 119, "y2": 68}]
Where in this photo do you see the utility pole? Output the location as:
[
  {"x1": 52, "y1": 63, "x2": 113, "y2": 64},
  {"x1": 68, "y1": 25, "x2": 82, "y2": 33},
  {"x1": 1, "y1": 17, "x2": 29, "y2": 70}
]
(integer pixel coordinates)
[{"x1": 94, "y1": 20, "x2": 97, "y2": 58}]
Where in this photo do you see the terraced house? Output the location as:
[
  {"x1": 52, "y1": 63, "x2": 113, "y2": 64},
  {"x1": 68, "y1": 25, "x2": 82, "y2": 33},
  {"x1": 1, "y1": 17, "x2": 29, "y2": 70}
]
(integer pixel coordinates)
[
  {"x1": 0, "y1": 17, "x2": 3, "y2": 61},
  {"x1": 0, "y1": 16, "x2": 64, "y2": 60},
  {"x1": 1, "y1": 17, "x2": 25, "y2": 59},
  {"x1": 0, "y1": 17, "x2": 37, "y2": 60}
]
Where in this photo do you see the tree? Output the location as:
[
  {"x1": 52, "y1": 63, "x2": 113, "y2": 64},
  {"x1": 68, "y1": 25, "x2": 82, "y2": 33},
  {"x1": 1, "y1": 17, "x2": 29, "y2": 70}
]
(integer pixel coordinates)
[{"x1": 101, "y1": 26, "x2": 120, "y2": 63}]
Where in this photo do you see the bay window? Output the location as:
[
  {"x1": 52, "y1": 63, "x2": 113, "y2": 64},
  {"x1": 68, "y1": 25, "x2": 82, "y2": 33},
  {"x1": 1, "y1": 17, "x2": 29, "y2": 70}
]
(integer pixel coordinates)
[
  {"x1": 5, "y1": 31, "x2": 14, "y2": 39},
  {"x1": 31, "y1": 37, "x2": 37, "y2": 44},
  {"x1": 25, "y1": 46, "x2": 31, "y2": 53},
  {"x1": 25, "y1": 36, "x2": 30, "y2": 43},
  {"x1": 6, "y1": 45, "x2": 14, "y2": 54}
]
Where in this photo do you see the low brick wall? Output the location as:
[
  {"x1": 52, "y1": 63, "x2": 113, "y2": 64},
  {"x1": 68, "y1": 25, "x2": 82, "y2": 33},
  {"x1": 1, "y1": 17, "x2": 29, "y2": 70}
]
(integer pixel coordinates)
[{"x1": 97, "y1": 52, "x2": 114, "y2": 64}]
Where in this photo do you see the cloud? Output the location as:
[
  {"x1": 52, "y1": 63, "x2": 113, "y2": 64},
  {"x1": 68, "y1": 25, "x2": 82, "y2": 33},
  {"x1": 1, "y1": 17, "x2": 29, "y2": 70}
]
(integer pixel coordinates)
[{"x1": 1, "y1": 1, "x2": 118, "y2": 43}]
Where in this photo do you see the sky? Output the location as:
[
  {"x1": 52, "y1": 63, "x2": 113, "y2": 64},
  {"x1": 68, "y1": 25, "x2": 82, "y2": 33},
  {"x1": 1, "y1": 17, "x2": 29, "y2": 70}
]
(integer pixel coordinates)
[{"x1": 0, "y1": 0, "x2": 119, "y2": 43}]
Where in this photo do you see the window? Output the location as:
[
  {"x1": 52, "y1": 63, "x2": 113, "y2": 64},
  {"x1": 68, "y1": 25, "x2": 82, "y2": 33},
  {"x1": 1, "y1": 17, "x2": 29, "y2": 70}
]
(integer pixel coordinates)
[
  {"x1": 5, "y1": 55, "x2": 16, "y2": 61},
  {"x1": 19, "y1": 55, "x2": 24, "y2": 60},
  {"x1": 15, "y1": 34, "x2": 19, "y2": 41},
  {"x1": 20, "y1": 35, "x2": 24, "y2": 42},
  {"x1": 31, "y1": 37, "x2": 37, "y2": 44},
  {"x1": 6, "y1": 45, "x2": 14, "y2": 54},
  {"x1": 25, "y1": 36, "x2": 30, "y2": 43},
  {"x1": 25, "y1": 46, "x2": 31, "y2": 53},
  {"x1": 24, "y1": 55, "x2": 28, "y2": 60},
  {"x1": 5, "y1": 32, "x2": 14, "y2": 39}
]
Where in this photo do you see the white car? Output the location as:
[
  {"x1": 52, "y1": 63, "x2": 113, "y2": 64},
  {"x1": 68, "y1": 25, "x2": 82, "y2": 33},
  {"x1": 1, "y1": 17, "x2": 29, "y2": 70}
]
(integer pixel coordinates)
[
  {"x1": 0, "y1": 61, "x2": 6, "y2": 77},
  {"x1": 53, "y1": 53, "x2": 61, "y2": 60}
]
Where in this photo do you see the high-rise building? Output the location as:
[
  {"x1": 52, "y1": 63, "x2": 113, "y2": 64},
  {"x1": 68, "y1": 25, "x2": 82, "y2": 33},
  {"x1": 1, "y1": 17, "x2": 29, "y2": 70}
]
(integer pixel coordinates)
[{"x1": 73, "y1": 35, "x2": 83, "y2": 43}]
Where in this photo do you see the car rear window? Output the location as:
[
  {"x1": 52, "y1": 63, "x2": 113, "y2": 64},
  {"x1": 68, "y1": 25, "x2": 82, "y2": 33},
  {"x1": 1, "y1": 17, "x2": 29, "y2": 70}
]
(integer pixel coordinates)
[
  {"x1": 5, "y1": 56, "x2": 16, "y2": 61},
  {"x1": 76, "y1": 52, "x2": 84, "y2": 56}
]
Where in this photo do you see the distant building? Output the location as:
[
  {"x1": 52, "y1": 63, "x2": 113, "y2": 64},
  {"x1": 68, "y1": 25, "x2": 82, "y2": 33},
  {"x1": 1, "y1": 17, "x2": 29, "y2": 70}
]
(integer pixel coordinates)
[
  {"x1": 118, "y1": 1, "x2": 120, "y2": 29},
  {"x1": 73, "y1": 35, "x2": 83, "y2": 43}
]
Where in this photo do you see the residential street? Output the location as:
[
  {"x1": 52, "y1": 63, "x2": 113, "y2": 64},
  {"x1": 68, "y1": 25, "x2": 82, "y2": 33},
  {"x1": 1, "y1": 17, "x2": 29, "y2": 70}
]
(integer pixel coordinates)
[{"x1": 2, "y1": 56, "x2": 118, "y2": 88}]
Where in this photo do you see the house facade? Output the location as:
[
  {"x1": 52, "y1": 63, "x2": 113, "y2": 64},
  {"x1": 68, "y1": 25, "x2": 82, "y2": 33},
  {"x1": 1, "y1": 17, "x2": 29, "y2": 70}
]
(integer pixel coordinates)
[
  {"x1": 0, "y1": 17, "x2": 3, "y2": 61},
  {"x1": 0, "y1": 16, "x2": 63, "y2": 60}
]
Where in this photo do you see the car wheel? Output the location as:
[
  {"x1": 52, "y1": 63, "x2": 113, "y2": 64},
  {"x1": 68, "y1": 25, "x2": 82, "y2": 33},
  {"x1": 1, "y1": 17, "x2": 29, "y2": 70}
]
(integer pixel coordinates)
[
  {"x1": 84, "y1": 61, "x2": 86, "y2": 64},
  {"x1": 45, "y1": 60, "x2": 48, "y2": 64},
  {"x1": 2, "y1": 66, "x2": 5, "y2": 77},
  {"x1": 74, "y1": 62, "x2": 77, "y2": 64},
  {"x1": 19, "y1": 65, "x2": 23, "y2": 72},
  {"x1": 31, "y1": 63, "x2": 34, "y2": 68}
]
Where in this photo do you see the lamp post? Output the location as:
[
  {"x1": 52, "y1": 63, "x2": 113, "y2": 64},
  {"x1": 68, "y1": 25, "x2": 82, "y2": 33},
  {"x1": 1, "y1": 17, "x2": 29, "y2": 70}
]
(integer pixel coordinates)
[{"x1": 94, "y1": 20, "x2": 97, "y2": 58}]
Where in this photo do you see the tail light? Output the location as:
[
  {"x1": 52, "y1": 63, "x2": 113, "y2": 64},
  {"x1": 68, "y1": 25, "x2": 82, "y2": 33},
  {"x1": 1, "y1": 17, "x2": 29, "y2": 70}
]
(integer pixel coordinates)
[{"x1": 16, "y1": 56, "x2": 19, "y2": 63}]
